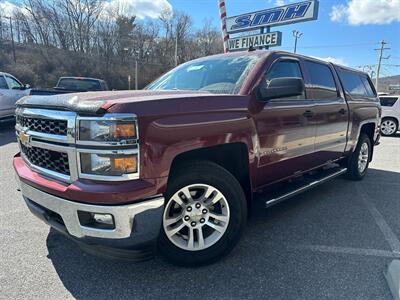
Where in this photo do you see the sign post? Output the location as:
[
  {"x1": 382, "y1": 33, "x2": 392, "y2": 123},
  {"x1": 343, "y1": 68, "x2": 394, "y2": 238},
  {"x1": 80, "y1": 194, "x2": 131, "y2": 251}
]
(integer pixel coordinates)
[{"x1": 218, "y1": 0, "x2": 229, "y2": 53}]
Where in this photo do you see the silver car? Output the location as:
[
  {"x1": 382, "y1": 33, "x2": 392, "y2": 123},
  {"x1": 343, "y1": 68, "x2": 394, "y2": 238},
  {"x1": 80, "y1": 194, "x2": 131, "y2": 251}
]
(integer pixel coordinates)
[{"x1": 0, "y1": 72, "x2": 30, "y2": 120}]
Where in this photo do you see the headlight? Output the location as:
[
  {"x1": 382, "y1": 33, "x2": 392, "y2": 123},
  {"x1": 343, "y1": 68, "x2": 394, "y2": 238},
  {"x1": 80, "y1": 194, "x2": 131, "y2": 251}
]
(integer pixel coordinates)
[
  {"x1": 79, "y1": 119, "x2": 137, "y2": 143},
  {"x1": 77, "y1": 114, "x2": 139, "y2": 180},
  {"x1": 80, "y1": 152, "x2": 138, "y2": 176}
]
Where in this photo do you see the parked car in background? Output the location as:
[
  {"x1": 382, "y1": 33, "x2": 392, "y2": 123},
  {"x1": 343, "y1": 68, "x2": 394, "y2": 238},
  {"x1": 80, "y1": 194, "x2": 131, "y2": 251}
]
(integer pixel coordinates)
[
  {"x1": 30, "y1": 77, "x2": 109, "y2": 96},
  {"x1": 379, "y1": 95, "x2": 400, "y2": 136},
  {"x1": 0, "y1": 72, "x2": 31, "y2": 121}
]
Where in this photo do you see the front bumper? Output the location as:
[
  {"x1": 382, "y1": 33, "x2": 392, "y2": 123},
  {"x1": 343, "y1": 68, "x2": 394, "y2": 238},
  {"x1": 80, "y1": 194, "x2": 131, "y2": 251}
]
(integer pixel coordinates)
[{"x1": 19, "y1": 179, "x2": 165, "y2": 260}]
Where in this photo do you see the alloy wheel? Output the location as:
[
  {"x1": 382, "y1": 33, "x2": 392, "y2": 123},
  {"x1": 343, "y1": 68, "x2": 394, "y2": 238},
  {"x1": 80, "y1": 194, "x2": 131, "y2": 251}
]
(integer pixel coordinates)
[
  {"x1": 357, "y1": 142, "x2": 369, "y2": 174},
  {"x1": 163, "y1": 184, "x2": 230, "y2": 251},
  {"x1": 381, "y1": 120, "x2": 397, "y2": 136}
]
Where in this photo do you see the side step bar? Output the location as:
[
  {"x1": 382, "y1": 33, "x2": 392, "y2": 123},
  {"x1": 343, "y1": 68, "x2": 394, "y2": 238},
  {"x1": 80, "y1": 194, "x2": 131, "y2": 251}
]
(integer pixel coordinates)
[{"x1": 265, "y1": 167, "x2": 347, "y2": 208}]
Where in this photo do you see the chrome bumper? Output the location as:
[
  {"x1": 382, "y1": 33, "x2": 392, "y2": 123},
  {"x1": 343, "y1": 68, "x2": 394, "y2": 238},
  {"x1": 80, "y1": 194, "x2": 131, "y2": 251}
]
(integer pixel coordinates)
[{"x1": 19, "y1": 180, "x2": 164, "y2": 240}]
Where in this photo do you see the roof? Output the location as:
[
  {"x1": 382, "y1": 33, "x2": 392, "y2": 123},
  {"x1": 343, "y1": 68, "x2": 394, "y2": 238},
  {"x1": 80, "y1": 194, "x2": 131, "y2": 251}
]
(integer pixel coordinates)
[{"x1": 200, "y1": 50, "x2": 369, "y2": 77}]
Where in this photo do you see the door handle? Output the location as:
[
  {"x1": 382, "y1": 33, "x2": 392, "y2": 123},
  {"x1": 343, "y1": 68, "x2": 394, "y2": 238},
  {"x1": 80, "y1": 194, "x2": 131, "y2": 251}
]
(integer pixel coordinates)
[
  {"x1": 338, "y1": 108, "x2": 347, "y2": 115},
  {"x1": 303, "y1": 110, "x2": 314, "y2": 118}
]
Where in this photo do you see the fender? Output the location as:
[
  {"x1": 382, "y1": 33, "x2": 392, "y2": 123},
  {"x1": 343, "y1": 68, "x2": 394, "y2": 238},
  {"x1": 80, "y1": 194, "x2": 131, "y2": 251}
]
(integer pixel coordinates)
[{"x1": 139, "y1": 111, "x2": 258, "y2": 188}]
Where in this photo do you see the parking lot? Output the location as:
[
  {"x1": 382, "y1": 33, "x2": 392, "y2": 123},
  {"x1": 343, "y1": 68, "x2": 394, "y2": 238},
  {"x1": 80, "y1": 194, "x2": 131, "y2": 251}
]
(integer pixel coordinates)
[{"x1": 0, "y1": 121, "x2": 399, "y2": 299}]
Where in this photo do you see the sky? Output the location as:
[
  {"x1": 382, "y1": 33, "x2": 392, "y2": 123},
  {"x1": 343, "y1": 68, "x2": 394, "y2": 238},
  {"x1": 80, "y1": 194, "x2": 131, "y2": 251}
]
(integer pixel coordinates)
[
  {"x1": 168, "y1": 0, "x2": 400, "y2": 77},
  {"x1": 1, "y1": 0, "x2": 399, "y2": 77}
]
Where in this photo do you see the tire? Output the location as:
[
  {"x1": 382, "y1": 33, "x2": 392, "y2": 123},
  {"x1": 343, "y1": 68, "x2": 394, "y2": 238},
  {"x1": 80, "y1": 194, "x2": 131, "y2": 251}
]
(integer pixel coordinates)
[
  {"x1": 158, "y1": 161, "x2": 247, "y2": 266},
  {"x1": 381, "y1": 118, "x2": 398, "y2": 136},
  {"x1": 345, "y1": 133, "x2": 372, "y2": 180}
]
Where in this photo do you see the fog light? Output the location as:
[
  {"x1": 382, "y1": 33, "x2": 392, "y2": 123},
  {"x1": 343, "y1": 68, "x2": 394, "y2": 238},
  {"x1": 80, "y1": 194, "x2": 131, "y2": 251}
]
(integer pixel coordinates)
[
  {"x1": 93, "y1": 213, "x2": 114, "y2": 226},
  {"x1": 78, "y1": 211, "x2": 115, "y2": 230}
]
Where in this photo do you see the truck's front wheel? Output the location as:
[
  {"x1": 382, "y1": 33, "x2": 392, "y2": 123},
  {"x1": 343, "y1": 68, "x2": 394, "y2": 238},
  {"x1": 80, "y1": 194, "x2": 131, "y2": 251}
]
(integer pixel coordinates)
[{"x1": 158, "y1": 161, "x2": 247, "y2": 266}]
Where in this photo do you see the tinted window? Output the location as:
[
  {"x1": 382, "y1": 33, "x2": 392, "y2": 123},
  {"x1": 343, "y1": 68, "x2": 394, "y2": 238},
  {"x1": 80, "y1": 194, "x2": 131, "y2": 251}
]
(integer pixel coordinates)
[
  {"x1": 360, "y1": 76, "x2": 376, "y2": 97},
  {"x1": 338, "y1": 70, "x2": 370, "y2": 97},
  {"x1": 5, "y1": 76, "x2": 22, "y2": 89},
  {"x1": 0, "y1": 76, "x2": 8, "y2": 89},
  {"x1": 380, "y1": 97, "x2": 398, "y2": 107},
  {"x1": 266, "y1": 60, "x2": 303, "y2": 80},
  {"x1": 265, "y1": 60, "x2": 305, "y2": 100},
  {"x1": 305, "y1": 61, "x2": 338, "y2": 100}
]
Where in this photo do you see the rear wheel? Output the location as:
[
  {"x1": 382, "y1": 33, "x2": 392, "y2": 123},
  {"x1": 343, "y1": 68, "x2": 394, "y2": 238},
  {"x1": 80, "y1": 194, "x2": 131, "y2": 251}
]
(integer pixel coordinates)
[
  {"x1": 345, "y1": 133, "x2": 371, "y2": 180},
  {"x1": 381, "y1": 118, "x2": 398, "y2": 136},
  {"x1": 158, "y1": 161, "x2": 247, "y2": 266}
]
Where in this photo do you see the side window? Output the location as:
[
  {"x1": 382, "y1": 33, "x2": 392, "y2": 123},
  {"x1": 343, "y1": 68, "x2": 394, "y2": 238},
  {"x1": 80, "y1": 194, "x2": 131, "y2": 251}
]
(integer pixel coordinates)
[
  {"x1": 338, "y1": 70, "x2": 369, "y2": 97},
  {"x1": 360, "y1": 76, "x2": 376, "y2": 97},
  {"x1": 5, "y1": 76, "x2": 22, "y2": 89},
  {"x1": 304, "y1": 61, "x2": 338, "y2": 100},
  {"x1": 379, "y1": 97, "x2": 398, "y2": 107},
  {"x1": 265, "y1": 60, "x2": 305, "y2": 99},
  {"x1": 0, "y1": 76, "x2": 8, "y2": 89}
]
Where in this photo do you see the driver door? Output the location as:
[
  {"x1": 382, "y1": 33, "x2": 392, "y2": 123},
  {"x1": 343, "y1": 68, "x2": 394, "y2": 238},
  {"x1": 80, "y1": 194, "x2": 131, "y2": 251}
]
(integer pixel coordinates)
[{"x1": 250, "y1": 57, "x2": 317, "y2": 187}]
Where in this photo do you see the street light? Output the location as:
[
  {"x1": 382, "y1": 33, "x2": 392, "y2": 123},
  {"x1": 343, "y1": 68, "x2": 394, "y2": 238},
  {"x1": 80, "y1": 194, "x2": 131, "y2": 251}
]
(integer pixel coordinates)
[{"x1": 292, "y1": 30, "x2": 303, "y2": 54}]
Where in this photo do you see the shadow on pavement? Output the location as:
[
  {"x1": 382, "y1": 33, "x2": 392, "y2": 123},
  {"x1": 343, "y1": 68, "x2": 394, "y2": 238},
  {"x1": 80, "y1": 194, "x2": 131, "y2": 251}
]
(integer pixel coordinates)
[
  {"x1": 0, "y1": 120, "x2": 16, "y2": 146},
  {"x1": 46, "y1": 168, "x2": 399, "y2": 299}
]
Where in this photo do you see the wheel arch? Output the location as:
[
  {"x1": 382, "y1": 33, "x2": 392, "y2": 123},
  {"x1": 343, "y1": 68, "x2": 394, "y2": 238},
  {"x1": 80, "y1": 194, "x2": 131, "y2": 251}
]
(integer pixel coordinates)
[{"x1": 167, "y1": 142, "x2": 253, "y2": 212}]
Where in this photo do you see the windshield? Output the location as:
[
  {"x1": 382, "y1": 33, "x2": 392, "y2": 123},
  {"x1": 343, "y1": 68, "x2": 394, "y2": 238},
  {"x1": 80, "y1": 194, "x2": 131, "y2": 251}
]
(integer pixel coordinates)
[
  {"x1": 146, "y1": 55, "x2": 259, "y2": 94},
  {"x1": 57, "y1": 78, "x2": 102, "y2": 91}
]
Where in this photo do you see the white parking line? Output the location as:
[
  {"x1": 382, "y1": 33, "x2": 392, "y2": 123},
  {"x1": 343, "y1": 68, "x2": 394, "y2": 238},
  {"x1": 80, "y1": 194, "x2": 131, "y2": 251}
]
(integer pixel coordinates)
[
  {"x1": 356, "y1": 185, "x2": 400, "y2": 254},
  {"x1": 293, "y1": 244, "x2": 400, "y2": 259}
]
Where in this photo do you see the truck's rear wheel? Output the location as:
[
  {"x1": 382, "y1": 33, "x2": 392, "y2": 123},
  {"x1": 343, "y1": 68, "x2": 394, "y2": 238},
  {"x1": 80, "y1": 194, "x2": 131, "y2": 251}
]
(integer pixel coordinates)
[
  {"x1": 158, "y1": 161, "x2": 247, "y2": 266},
  {"x1": 345, "y1": 133, "x2": 371, "y2": 180}
]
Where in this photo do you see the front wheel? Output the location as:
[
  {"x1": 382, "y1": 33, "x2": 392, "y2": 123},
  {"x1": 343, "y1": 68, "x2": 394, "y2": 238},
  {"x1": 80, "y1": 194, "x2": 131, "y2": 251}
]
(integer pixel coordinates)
[
  {"x1": 158, "y1": 161, "x2": 247, "y2": 266},
  {"x1": 345, "y1": 133, "x2": 371, "y2": 180}
]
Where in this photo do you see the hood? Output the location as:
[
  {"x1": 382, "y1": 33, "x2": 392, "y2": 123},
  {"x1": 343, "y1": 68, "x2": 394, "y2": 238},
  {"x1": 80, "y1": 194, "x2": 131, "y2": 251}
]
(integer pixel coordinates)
[{"x1": 16, "y1": 90, "x2": 212, "y2": 115}]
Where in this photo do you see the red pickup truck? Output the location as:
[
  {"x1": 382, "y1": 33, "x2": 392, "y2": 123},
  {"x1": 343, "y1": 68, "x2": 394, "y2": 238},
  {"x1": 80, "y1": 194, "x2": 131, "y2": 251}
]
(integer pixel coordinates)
[{"x1": 14, "y1": 51, "x2": 381, "y2": 266}]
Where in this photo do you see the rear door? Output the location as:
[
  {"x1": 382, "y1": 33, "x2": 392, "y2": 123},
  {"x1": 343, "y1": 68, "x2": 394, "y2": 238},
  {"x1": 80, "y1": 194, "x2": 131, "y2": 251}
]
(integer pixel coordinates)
[
  {"x1": 251, "y1": 57, "x2": 317, "y2": 187},
  {"x1": 303, "y1": 60, "x2": 349, "y2": 164}
]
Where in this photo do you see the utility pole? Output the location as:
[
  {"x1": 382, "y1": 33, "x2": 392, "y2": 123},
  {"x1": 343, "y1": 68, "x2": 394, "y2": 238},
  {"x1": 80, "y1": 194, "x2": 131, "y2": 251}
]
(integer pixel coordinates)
[
  {"x1": 134, "y1": 49, "x2": 139, "y2": 90},
  {"x1": 374, "y1": 40, "x2": 390, "y2": 92},
  {"x1": 292, "y1": 30, "x2": 303, "y2": 54},
  {"x1": 4, "y1": 16, "x2": 16, "y2": 63}
]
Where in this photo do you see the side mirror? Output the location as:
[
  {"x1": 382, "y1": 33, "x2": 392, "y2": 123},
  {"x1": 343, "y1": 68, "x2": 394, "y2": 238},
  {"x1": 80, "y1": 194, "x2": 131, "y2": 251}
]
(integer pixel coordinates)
[
  {"x1": 24, "y1": 84, "x2": 31, "y2": 90},
  {"x1": 258, "y1": 77, "x2": 305, "y2": 101}
]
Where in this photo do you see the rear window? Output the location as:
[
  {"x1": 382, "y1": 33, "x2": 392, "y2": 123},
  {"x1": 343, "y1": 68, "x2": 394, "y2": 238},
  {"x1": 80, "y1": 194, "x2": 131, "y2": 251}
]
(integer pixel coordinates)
[
  {"x1": 380, "y1": 97, "x2": 398, "y2": 107},
  {"x1": 338, "y1": 70, "x2": 375, "y2": 98},
  {"x1": 57, "y1": 78, "x2": 102, "y2": 91},
  {"x1": 305, "y1": 61, "x2": 338, "y2": 100}
]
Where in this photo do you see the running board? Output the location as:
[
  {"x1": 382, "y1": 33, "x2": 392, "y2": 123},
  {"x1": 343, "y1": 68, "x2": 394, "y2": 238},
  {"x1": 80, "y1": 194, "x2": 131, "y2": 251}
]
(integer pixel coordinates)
[{"x1": 265, "y1": 167, "x2": 347, "y2": 208}]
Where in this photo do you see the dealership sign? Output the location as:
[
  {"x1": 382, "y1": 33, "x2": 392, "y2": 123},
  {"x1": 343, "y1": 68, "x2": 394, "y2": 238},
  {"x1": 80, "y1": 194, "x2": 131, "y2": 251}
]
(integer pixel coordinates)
[
  {"x1": 228, "y1": 32, "x2": 282, "y2": 51},
  {"x1": 226, "y1": 0, "x2": 319, "y2": 34}
]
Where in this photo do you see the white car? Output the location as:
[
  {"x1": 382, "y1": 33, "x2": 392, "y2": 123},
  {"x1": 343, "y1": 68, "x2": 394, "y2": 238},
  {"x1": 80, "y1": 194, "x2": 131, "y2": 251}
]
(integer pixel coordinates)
[
  {"x1": 379, "y1": 95, "x2": 400, "y2": 136},
  {"x1": 0, "y1": 72, "x2": 31, "y2": 120}
]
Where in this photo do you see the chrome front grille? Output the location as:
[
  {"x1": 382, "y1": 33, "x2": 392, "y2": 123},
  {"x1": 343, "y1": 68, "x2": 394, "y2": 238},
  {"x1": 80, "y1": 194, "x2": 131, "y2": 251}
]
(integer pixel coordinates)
[
  {"x1": 16, "y1": 115, "x2": 68, "y2": 136},
  {"x1": 20, "y1": 144, "x2": 70, "y2": 175},
  {"x1": 15, "y1": 107, "x2": 139, "y2": 183}
]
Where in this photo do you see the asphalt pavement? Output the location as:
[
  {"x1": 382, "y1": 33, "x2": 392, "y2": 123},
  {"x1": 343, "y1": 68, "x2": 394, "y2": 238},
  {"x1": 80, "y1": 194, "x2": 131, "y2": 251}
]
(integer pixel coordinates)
[{"x1": 1, "y1": 121, "x2": 399, "y2": 299}]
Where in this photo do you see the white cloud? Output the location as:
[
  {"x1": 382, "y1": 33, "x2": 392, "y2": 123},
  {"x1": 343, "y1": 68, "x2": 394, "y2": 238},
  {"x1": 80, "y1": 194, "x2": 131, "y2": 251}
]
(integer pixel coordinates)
[
  {"x1": 103, "y1": 0, "x2": 172, "y2": 19},
  {"x1": 330, "y1": 0, "x2": 400, "y2": 25},
  {"x1": 0, "y1": 1, "x2": 19, "y2": 16},
  {"x1": 312, "y1": 56, "x2": 347, "y2": 66}
]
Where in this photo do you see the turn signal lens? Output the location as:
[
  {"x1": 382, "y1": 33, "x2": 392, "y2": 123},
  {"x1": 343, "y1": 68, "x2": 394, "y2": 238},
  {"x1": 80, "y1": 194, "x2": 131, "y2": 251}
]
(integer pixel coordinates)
[
  {"x1": 112, "y1": 123, "x2": 136, "y2": 139},
  {"x1": 112, "y1": 156, "x2": 137, "y2": 173}
]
